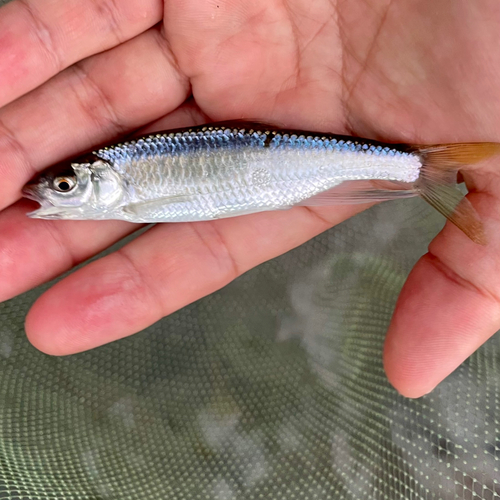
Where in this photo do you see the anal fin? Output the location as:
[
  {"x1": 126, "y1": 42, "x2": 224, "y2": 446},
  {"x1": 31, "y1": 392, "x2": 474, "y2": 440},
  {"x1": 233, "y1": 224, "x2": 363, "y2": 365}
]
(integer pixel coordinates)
[{"x1": 296, "y1": 180, "x2": 417, "y2": 206}]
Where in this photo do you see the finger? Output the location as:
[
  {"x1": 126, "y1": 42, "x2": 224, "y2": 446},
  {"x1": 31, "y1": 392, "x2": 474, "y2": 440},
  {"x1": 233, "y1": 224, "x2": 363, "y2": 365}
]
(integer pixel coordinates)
[
  {"x1": 0, "y1": 102, "x2": 207, "y2": 304},
  {"x1": 384, "y1": 188, "x2": 500, "y2": 398},
  {"x1": 0, "y1": 0, "x2": 163, "y2": 107},
  {"x1": 0, "y1": 26, "x2": 189, "y2": 210},
  {"x1": 25, "y1": 204, "x2": 369, "y2": 355},
  {"x1": 137, "y1": 97, "x2": 211, "y2": 134},
  {"x1": 0, "y1": 200, "x2": 136, "y2": 301}
]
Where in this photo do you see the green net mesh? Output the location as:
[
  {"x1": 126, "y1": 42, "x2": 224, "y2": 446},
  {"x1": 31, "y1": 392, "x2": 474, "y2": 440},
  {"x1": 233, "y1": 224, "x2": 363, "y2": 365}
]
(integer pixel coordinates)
[{"x1": 1, "y1": 194, "x2": 499, "y2": 500}]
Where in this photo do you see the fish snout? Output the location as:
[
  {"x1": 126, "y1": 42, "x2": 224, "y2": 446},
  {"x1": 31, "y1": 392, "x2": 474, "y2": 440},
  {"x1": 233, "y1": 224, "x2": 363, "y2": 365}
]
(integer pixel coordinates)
[{"x1": 22, "y1": 180, "x2": 47, "y2": 203}]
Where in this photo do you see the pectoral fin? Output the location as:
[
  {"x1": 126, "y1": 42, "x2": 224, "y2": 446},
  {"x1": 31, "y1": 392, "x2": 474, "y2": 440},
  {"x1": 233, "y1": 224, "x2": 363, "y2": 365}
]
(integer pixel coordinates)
[{"x1": 122, "y1": 195, "x2": 191, "y2": 221}]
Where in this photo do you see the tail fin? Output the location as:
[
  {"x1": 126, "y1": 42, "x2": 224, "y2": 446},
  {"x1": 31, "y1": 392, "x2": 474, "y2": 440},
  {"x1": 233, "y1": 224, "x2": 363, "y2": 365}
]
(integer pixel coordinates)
[
  {"x1": 413, "y1": 143, "x2": 500, "y2": 245},
  {"x1": 297, "y1": 142, "x2": 499, "y2": 245}
]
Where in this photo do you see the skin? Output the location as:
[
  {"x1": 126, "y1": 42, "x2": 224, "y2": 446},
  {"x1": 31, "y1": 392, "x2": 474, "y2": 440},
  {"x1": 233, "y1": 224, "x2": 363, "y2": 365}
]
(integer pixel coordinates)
[{"x1": 0, "y1": 0, "x2": 499, "y2": 398}]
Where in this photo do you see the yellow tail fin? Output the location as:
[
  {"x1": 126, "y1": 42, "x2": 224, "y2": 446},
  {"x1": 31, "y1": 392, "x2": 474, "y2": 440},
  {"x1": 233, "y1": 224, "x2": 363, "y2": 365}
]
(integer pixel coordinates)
[{"x1": 413, "y1": 143, "x2": 500, "y2": 245}]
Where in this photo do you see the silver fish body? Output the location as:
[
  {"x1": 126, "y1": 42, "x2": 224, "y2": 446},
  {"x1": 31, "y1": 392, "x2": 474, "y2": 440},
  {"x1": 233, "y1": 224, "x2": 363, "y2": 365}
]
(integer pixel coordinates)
[
  {"x1": 100, "y1": 126, "x2": 423, "y2": 222},
  {"x1": 24, "y1": 124, "x2": 421, "y2": 222},
  {"x1": 23, "y1": 122, "x2": 495, "y2": 244}
]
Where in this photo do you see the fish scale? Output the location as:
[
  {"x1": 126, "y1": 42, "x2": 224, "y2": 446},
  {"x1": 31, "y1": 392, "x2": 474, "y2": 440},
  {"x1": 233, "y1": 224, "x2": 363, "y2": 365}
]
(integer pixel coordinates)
[{"x1": 90, "y1": 125, "x2": 421, "y2": 222}]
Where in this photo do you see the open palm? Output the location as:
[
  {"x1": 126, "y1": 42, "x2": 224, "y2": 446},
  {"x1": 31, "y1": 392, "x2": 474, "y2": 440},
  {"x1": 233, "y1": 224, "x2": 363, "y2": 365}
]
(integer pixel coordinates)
[{"x1": 1, "y1": 0, "x2": 499, "y2": 398}]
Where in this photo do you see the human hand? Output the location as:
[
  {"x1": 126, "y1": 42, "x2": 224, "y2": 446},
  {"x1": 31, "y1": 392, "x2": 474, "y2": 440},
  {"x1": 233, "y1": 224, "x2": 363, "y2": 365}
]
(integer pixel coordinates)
[{"x1": 0, "y1": 0, "x2": 499, "y2": 398}]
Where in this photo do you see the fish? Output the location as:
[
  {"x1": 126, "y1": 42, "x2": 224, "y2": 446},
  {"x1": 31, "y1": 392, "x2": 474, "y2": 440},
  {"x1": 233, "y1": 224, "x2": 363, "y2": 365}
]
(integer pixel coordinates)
[{"x1": 22, "y1": 121, "x2": 500, "y2": 244}]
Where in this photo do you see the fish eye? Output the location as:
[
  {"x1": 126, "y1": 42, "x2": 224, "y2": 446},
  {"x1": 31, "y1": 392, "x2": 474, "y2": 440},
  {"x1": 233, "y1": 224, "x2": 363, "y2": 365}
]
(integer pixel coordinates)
[{"x1": 53, "y1": 176, "x2": 77, "y2": 193}]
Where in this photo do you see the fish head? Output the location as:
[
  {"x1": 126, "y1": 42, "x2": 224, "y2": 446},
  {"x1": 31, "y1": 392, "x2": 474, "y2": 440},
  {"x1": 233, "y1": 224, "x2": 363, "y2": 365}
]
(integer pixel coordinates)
[{"x1": 22, "y1": 155, "x2": 126, "y2": 219}]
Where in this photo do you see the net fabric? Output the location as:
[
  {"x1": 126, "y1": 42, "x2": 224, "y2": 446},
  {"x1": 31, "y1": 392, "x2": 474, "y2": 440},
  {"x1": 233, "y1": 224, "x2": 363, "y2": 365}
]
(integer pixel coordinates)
[{"x1": 1, "y1": 195, "x2": 499, "y2": 500}]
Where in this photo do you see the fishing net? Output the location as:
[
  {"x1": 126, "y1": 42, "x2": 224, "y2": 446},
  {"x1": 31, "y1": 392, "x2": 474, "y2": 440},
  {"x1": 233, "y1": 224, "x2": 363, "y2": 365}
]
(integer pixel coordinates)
[
  {"x1": 1, "y1": 0, "x2": 500, "y2": 496},
  {"x1": 1, "y1": 192, "x2": 499, "y2": 500}
]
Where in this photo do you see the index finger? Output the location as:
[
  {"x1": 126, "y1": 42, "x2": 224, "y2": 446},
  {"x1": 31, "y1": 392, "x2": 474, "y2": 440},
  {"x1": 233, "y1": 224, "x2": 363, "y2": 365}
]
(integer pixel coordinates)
[{"x1": 0, "y1": 0, "x2": 162, "y2": 107}]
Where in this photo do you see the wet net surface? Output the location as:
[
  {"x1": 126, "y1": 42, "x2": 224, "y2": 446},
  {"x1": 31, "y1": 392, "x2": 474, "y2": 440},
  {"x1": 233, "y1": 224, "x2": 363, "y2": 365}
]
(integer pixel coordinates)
[{"x1": 1, "y1": 194, "x2": 499, "y2": 500}]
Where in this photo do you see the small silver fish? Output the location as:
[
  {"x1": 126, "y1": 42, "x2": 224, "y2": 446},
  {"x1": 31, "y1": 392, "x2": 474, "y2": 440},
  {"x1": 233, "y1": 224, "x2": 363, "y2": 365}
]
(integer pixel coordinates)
[{"x1": 23, "y1": 122, "x2": 499, "y2": 244}]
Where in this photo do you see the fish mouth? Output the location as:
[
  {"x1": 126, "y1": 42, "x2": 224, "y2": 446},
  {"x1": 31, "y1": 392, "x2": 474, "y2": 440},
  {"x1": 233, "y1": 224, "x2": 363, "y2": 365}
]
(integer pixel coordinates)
[
  {"x1": 22, "y1": 184, "x2": 91, "y2": 220},
  {"x1": 21, "y1": 184, "x2": 59, "y2": 218},
  {"x1": 22, "y1": 183, "x2": 43, "y2": 203}
]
